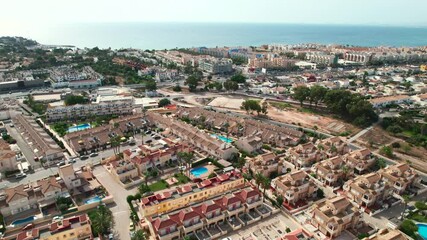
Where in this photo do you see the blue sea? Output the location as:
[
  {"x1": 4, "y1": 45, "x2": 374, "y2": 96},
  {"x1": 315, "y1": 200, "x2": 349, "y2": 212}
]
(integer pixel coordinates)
[{"x1": 4, "y1": 22, "x2": 427, "y2": 49}]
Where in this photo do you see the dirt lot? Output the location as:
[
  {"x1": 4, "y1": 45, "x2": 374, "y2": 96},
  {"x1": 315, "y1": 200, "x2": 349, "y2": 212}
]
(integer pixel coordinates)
[
  {"x1": 358, "y1": 126, "x2": 427, "y2": 171},
  {"x1": 267, "y1": 103, "x2": 358, "y2": 135}
]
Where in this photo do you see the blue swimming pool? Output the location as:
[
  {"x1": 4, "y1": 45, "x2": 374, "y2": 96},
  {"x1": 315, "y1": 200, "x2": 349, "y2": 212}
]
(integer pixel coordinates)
[
  {"x1": 211, "y1": 134, "x2": 233, "y2": 143},
  {"x1": 85, "y1": 196, "x2": 102, "y2": 204},
  {"x1": 190, "y1": 167, "x2": 208, "y2": 178},
  {"x1": 67, "y1": 123, "x2": 91, "y2": 133},
  {"x1": 418, "y1": 223, "x2": 427, "y2": 239},
  {"x1": 11, "y1": 216, "x2": 36, "y2": 226}
]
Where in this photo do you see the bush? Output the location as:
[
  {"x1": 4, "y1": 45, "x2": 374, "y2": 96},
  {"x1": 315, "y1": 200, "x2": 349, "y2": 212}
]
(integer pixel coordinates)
[
  {"x1": 127, "y1": 195, "x2": 135, "y2": 204},
  {"x1": 415, "y1": 201, "x2": 427, "y2": 210},
  {"x1": 5, "y1": 169, "x2": 21, "y2": 177},
  {"x1": 380, "y1": 145, "x2": 394, "y2": 158},
  {"x1": 400, "y1": 220, "x2": 418, "y2": 239},
  {"x1": 391, "y1": 142, "x2": 401, "y2": 148},
  {"x1": 285, "y1": 227, "x2": 291, "y2": 233}
]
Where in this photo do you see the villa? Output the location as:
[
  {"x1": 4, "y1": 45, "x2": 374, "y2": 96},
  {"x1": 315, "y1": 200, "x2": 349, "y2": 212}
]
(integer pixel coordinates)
[
  {"x1": 234, "y1": 135, "x2": 263, "y2": 153},
  {"x1": 317, "y1": 136, "x2": 350, "y2": 158},
  {"x1": 344, "y1": 148, "x2": 376, "y2": 174},
  {"x1": 379, "y1": 163, "x2": 422, "y2": 195},
  {"x1": 246, "y1": 152, "x2": 286, "y2": 177},
  {"x1": 310, "y1": 196, "x2": 361, "y2": 238},
  {"x1": 312, "y1": 156, "x2": 351, "y2": 187},
  {"x1": 272, "y1": 170, "x2": 318, "y2": 206},
  {"x1": 287, "y1": 142, "x2": 323, "y2": 169},
  {"x1": 343, "y1": 172, "x2": 392, "y2": 209}
]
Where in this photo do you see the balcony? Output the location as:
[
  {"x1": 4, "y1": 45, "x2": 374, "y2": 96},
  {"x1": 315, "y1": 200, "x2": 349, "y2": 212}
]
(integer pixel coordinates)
[
  {"x1": 246, "y1": 198, "x2": 262, "y2": 210},
  {"x1": 226, "y1": 205, "x2": 245, "y2": 217},
  {"x1": 205, "y1": 213, "x2": 225, "y2": 225},
  {"x1": 158, "y1": 229, "x2": 180, "y2": 240},
  {"x1": 183, "y1": 220, "x2": 204, "y2": 234}
]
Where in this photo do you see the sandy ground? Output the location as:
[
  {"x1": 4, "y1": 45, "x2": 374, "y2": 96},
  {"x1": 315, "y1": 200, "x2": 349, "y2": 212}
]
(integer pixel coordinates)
[
  {"x1": 267, "y1": 105, "x2": 356, "y2": 135},
  {"x1": 208, "y1": 96, "x2": 245, "y2": 109}
]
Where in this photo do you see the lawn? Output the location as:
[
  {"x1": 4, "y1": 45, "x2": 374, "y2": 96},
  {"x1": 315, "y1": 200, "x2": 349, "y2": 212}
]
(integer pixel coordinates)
[
  {"x1": 269, "y1": 101, "x2": 292, "y2": 110},
  {"x1": 175, "y1": 173, "x2": 190, "y2": 184},
  {"x1": 148, "y1": 180, "x2": 168, "y2": 192}
]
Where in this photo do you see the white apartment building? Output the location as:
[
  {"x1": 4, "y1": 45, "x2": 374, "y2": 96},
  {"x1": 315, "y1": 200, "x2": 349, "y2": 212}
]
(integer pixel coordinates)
[
  {"x1": 46, "y1": 95, "x2": 134, "y2": 121},
  {"x1": 198, "y1": 58, "x2": 233, "y2": 74}
]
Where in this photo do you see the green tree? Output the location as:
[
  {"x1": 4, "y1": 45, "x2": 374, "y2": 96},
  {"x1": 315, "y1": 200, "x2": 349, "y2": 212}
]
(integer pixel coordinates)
[
  {"x1": 172, "y1": 84, "x2": 182, "y2": 92},
  {"x1": 309, "y1": 85, "x2": 328, "y2": 107},
  {"x1": 241, "y1": 100, "x2": 261, "y2": 114},
  {"x1": 400, "y1": 220, "x2": 418, "y2": 239},
  {"x1": 292, "y1": 86, "x2": 311, "y2": 106},
  {"x1": 91, "y1": 205, "x2": 114, "y2": 236},
  {"x1": 261, "y1": 101, "x2": 268, "y2": 115},
  {"x1": 261, "y1": 176, "x2": 271, "y2": 198},
  {"x1": 64, "y1": 95, "x2": 89, "y2": 106},
  {"x1": 230, "y1": 74, "x2": 246, "y2": 83},
  {"x1": 131, "y1": 230, "x2": 147, "y2": 240},
  {"x1": 158, "y1": 98, "x2": 171, "y2": 107},
  {"x1": 214, "y1": 81, "x2": 223, "y2": 91},
  {"x1": 185, "y1": 74, "x2": 201, "y2": 92},
  {"x1": 145, "y1": 80, "x2": 157, "y2": 91},
  {"x1": 223, "y1": 80, "x2": 239, "y2": 91},
  {"x1": 276, "y1": 195, "x2": 284, "y2": 208},
  {"x1": 254, "y1": 172, "x2": 264, "y2": 189},
  {"x1": 380, "y1": 146, "x2": 394, "y2": 158}
]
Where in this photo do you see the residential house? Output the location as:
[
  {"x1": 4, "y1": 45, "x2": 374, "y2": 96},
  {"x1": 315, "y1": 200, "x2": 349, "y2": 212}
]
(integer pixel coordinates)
[
  {"x1": 0, "y1": 176, "x2": 68, "y2": 217},
  {"x1": 140, "y1": 171, "x2": 244, "y2": 217},
  {"x1": 317, "y1": 137, "x2": 350, "y2": 158},
  {"x1": 272, "y1": 170, "x2": 318, "y2": 205},
  {"x1": 108, "y1": 158, "x2": 139, "y2": 184},
  {"x1": 380, "y1": 163, "x2": 421, "y2": 195},
  {"x1": 246, "y1": 152, "x2": 286, "y2": 177},
  {"x1": 58, "y1": 164, "x2": 99, "y2": 196},
  {"x1": 310, "y1": 196, "x2": 361, "y2": 238},
  {"x1": 16, "y1": 214, "x2": 93, "y2": 240},
  {"x1": 343, "y1": 172, "x2": 392, "y2": 208},
  {"x1": 344, "y1": 148, "x2": 376, "y2": 174},
  {"x1": 312, "y1": 156, "x2": 351, "y2": 187},
  {"x1": 13, "y1": 114, "x2": 64, "y2": 163},
  {"x1": 0, "y1": 139, "x2": 18, "y2": 172},
  {"x1": 234, "y1": 135, "x2": 263, "y2": 153},
  {"x1": 287, "y1": 142, "x2": 323, "y2": 169},
  {"x1": 363, "y1": 228, "x2": 409, "y2": 240}
]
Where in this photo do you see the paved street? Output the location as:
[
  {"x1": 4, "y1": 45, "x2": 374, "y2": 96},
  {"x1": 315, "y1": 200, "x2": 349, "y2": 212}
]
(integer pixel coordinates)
[
  {"x1": 93, "y1": 167, "x2": 137, "y2": 240},
  {"x1": 5, "y1": 124, "x2": 39, "y2": 169}
]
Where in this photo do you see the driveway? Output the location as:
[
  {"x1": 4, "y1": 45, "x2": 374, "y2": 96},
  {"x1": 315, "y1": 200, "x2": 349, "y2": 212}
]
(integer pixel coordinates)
[{"x1": 93, "y1": 166, "x2": 137, "y2": 240}]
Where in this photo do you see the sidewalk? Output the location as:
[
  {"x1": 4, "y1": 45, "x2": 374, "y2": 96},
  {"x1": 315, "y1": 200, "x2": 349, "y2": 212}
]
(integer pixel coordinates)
[{"x1": 38, "y1": 118, "x2": 77, "y2": 158}]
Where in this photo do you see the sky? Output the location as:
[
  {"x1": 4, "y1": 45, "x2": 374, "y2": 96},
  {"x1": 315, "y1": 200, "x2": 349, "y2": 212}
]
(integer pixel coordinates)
[{"x1": 1, "y1": 0, "x2": 427, "y2": 27}]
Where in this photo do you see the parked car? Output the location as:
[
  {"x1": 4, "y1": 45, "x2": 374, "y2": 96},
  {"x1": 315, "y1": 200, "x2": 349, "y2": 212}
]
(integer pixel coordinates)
[
  {"x1": 108, "y1": 233, "x2": 114, "y2": 240},
  {"x1": 15, "y1": 173, "x2": 26, "y2": 179},
  {"x1": 52, "y1": 216, "x2": 63, "y2": 222},
  {"x1": 90, "y1": 153, "x2": 98, "y2": 157},
  {"x1": 68, "y1": 158, "x2": 77, "y2": 164},
  {"x1": 34, "y1": 157, "x2": 39, "y2": 162},
  {"x1": 57, "y1": 161, "x2": 66, "y2": 167},
  {"x1": 21, "y1": 223, "x2": 34, "y2": 230}
]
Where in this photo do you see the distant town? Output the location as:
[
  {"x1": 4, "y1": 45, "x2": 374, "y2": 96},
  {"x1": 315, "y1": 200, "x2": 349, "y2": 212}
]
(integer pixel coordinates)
[{"x1": 0, "y1": 36, "x2": 426, "y2": 240}]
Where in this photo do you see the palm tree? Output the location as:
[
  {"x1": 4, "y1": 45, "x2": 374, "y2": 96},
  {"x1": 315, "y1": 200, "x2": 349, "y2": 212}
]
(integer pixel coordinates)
[
  {"x1": 223, "y1": 121, "x2": 230, "y2": 139},
  {"x1": 91, "y1": 205, "x2": 114, "y2": 237},
  {"x1": 261, "y1": 176, "x2": 271, "y2": 200},
  {"x1": 255, "y1": 172, "x2": 264, "y2": 189},
  {"x1": 178, "y1": 152, "x2": 194, "y2": 176},
  {"x1": 131, "y1": 229, "x2": 147, "y2": 240}
]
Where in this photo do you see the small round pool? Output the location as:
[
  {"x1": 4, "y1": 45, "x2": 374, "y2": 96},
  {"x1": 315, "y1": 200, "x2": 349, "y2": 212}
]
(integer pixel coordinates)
[
  {"x1": 190, "y1": 167, "x2": 208, "y2": 178},
  {"x1": 417, "y1": 223, "x2": 427, "y2": 239}
]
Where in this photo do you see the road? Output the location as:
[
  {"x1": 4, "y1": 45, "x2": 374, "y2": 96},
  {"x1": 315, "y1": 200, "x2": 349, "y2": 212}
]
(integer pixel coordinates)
[
  {"x1": 93, "y1": 167, "x2": 137, "y2": 240},
  {"x1": 348, "y1": 126, "x2": 373, "y2": 143}
]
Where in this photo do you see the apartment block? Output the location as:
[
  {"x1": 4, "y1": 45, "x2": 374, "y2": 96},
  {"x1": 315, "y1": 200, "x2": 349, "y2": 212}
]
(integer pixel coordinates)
[
  {"x1": 0, "y1": 139, "x2": 18, "y2": 172},
  {"x1": 46, "y1": 95, "x2": 134, "y2": 122},
  {"x1": 140, "y1": 171, "x2": 245, "y2": 217},
  {"x1": 272, "y1": 170, "x2": 318, "y2": 205},
  {"x1": 379, "y1": 163, "x2": 421, "y2": 195},
  {"x1": 198, "y1": 58, "x2": 233, "y2": 74},
  {"x1": 369, "y1": 95, "x2": 412, "y2": 108},
  {"x1": 16, "y1": 214, "x2": 93, "y2": 240},
  {"x1": 343, "y1": 172, "x2": 392, "y2": 208},
  {"x1": 50, "y1": 65, "x2": 103, "y2": 89},
  {"x1": 146, "y1": 112, "x2": 238, "y2": 160},
  {"x1": 13, "y1": 114, "x2": 64, "y2": 162},
  {"x1": 310, "y1": 196, "x2": 361, "y2": 238},
  {"x1": 0, "y1": 176, "x2": 68, "y2": 217}
]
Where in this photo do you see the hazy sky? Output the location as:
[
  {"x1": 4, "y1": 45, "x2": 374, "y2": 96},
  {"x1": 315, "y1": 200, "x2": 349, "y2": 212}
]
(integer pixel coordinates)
[{"x1": 2, "y1": 0, "x2": 427, "y2": 26}]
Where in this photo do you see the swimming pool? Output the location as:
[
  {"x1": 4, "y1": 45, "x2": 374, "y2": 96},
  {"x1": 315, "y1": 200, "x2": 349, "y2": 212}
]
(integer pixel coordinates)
[
  {"x1": 11, "y1": 216, "x2": 36, "y2": 226},
  {"x1": 67, "y1": 123, "x2": 91, "y2": 133},
  {"x1": 418, "y1": 223, "x2": 427, "y2": 239},
  {"x1": 211, "y1": 134, "x2": 233, "y2": 143},
  {"x1": 190, "y1": 167, "x2": 208, "y2": 178},
  {"x1": 84, "y1": 196, "x2": 102, "y2": 205}
]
